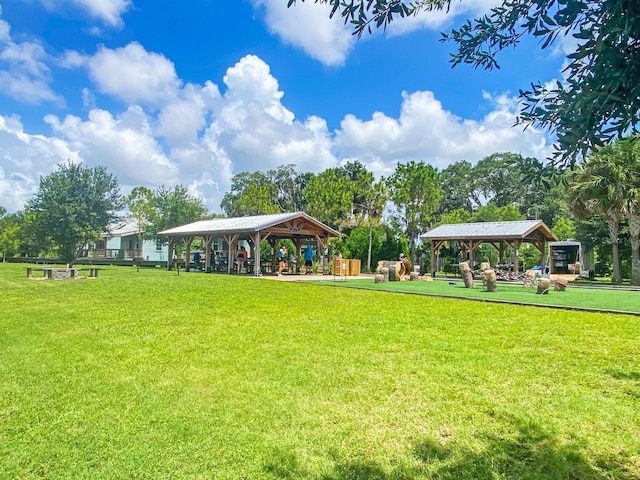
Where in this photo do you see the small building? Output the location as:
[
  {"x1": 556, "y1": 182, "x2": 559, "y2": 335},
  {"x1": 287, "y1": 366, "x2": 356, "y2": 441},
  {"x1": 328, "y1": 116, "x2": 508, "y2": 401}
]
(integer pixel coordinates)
[
  {"x1": 83, "y1": 222, "x2": 168, "y2": 261},
  {"x1": 548, "y1": 240, "x2": 582, "y2": 275}
]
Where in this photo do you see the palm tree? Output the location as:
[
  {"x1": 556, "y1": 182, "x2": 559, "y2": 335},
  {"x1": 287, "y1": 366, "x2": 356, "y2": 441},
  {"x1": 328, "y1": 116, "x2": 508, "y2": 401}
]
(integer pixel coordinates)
[
  {"x1": 355, "y1": 180, "x2": 387, "y2": 272},
  {"x1": 616, "y1": 138, "x2": 640, "y2": 285},
  {"x1": 568, "y1": 144, "x2": 625, "y2": 284}
]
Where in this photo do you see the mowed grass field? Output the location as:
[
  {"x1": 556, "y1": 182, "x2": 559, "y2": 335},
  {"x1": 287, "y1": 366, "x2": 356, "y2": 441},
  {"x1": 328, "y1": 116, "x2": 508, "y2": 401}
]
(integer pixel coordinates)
[
  {"x1": 1, "y1": 263, "x2": 639, "y2": 479},
  {"x1": 319, "y1": 276, "x2": 640, "y2": 314}
]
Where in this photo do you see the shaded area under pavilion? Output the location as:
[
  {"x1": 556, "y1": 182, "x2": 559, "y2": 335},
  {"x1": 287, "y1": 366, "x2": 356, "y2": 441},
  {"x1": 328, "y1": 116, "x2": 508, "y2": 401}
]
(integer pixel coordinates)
[
  {"x1": 421, "y1": 220, "x2": 557, "y2": 278},
  {"x1": 159, "y1": 212, "x2": 340, "y2": 275}
]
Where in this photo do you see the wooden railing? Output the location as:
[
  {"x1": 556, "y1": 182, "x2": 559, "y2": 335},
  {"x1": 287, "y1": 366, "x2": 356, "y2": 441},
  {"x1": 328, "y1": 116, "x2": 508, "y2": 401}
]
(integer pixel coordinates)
[{"x1": 80, "y1": 248, "x2": 142, "y2": 259}]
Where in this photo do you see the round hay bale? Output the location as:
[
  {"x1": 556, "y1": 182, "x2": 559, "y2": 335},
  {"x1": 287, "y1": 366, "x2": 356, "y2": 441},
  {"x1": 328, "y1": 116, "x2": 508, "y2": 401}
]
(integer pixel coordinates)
[
  {"x1": 380, "y1": 267, "x2": 389, "y2": 281},
  {"x1": 523, "y1": 270, "x2": 537, "y2": 288},
  {"x1": 537, "y1": 278, "x2": 550, "y2": 295},
  {"x1": 484, "y1": 269, "x2": 497, "y2": 292}
]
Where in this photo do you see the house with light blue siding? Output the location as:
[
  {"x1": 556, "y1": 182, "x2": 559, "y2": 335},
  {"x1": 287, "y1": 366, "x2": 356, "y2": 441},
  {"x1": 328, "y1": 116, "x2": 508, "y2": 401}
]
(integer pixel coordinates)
[{"x1": 83, "y1": 222, "x2": 168, "y2": 261}]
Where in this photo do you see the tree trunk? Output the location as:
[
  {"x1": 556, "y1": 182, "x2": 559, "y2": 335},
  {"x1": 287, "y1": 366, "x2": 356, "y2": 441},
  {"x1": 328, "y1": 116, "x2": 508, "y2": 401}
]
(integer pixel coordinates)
[
  {"x1": 409, "y1": 228, "x2": 416, "y2": 273},
  {"x1": 607, "y1": 218, "x2": 622, "y2": 284},
  {"x1": 628, "y1": 214, "x2": 640, "y2": 286},
  {"x1": 367, "y1": 224, "x2": 373, "y2": 273}
]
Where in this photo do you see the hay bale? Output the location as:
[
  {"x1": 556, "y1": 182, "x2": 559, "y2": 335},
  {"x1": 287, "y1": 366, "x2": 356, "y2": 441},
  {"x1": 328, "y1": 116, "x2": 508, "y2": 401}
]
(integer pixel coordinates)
[
  {"x1": 374, "y1": 274, "x2": 385, "y2": 283},
  {"x1": 388, "y1": 264, "x2": 400, "y2": 281},
  {"x1": 409, "y1": 271, "x2": 420, "y2": 281},
  {"x1": 461, "y1": 270, "x2": 474, "y2": 288},
  {"x1": 380, "y1": 267, "x2": 389, "y2": 281},
  {"x1": 537, "y1": 278, "x2": 550, "y2": 295},
  {"x1": 484, "y1": 269, "x2": 497, "y2": 292},
  {"x1": 523, "y1": 270, "x2": 537, "y2": 288},
  {"x1": 554, "y1": 279, "x2": 568, "y2": 291},
  {"x1": 420, "y1": 275, "x2": 433, "y2": 282}
]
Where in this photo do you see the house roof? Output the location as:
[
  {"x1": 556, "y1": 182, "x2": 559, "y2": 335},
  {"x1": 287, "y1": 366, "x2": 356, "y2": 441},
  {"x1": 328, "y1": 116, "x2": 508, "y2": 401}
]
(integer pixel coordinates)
[
  {"x1": 159, "y1": 212, "x2": 340, "y2": 238},
  {"x1": 421, "y1": 220, "x2": 557, "y2": 242},
  {"x1": 104, "y1": 221, "x2": 139, "y2": 237}
]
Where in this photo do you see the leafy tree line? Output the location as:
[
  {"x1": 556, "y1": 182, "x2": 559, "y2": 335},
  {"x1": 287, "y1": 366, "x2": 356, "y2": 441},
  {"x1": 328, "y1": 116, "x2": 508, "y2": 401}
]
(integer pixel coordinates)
[
  {"x1": 215, "y1": 148, "x2": 640, "y2": 283},
  {"x1": 218, "y1": 154, "x2": 577, "y2": 274},
  {"x1": 0, "y1": 162, "x2": 208, "y2": 265},
  {"x1": 1, "y1": 141, "x2": 639, "y2": 283}
]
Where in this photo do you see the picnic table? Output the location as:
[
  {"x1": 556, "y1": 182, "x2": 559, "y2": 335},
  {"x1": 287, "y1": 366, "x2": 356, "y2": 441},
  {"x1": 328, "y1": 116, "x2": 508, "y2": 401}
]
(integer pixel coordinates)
[
  {"x1": 27, "y1": 266, "x2": 100, "y2": 279},
  {"x1": 39, "y1": 267, "x2": 80, "y2": 279}
]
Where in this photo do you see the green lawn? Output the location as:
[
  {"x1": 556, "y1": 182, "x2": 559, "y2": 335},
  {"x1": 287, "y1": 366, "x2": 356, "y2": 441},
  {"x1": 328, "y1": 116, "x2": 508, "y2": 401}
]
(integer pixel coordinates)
[
  {"x1": 1, "y1": 263, "x2": 639, "y2": 479},
  {"x1": 319, "y1": 276, "x2": 640, "y2": 314}
]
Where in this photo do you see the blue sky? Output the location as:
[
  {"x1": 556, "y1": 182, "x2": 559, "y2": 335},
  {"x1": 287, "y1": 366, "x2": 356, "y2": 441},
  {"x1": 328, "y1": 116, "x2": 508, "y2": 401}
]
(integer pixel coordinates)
[{"x1": 0, "y1": 0, "x2": 567, "y2": 213}]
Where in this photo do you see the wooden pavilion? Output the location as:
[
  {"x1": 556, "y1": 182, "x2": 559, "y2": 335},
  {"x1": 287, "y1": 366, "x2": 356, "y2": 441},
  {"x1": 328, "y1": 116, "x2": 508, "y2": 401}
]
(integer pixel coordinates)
[
  {"x1": 159, "y1": 212, "x2": 340, "y2": 275},
  {"x1": 421, "y1": 220, "x2": 557, "y2": 278}
]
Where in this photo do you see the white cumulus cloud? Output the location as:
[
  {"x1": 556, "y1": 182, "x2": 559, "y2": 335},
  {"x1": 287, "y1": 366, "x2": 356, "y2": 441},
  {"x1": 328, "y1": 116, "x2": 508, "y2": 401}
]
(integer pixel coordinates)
[
  {"x1": 0, "y1": 8, "x2": 61, "y2": 104},
  {"x1": 34, "y1": 0, "x2": 132, "y2": 26},
  {"x1": 254, "y1": 0, "x2": 354, "y2": 66},
  {"x1": 0, "y1": 114, "x2": 80, "y2": 211},
  {"x1": 334, "y1": 89, "x2": 552, "y2": 176},
  {"x1": 86, "y1": 42, "x2": 182, "y2": 108},
  {"x1": 0, "y1": 50, "x2": 553, "y2": 215},
  {"x1": 44, "y1": 106, "x2": 178, "y2": 186}
]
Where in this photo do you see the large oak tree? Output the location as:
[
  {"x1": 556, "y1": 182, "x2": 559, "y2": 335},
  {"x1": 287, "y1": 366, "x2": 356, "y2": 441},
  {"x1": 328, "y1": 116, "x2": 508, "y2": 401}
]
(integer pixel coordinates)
[{"x1": 23, "y1": 162, "x2": 122, "y2": 265}]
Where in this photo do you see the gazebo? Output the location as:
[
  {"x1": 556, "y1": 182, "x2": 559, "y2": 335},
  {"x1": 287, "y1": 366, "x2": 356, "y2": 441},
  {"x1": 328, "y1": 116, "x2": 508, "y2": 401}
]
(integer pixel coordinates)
[
  {"x1": 421, "y1": 220, "x2": 557, "y2": 278},
  {"x1": 159, "y1": 212, "x2": 340, "y2": 275}
]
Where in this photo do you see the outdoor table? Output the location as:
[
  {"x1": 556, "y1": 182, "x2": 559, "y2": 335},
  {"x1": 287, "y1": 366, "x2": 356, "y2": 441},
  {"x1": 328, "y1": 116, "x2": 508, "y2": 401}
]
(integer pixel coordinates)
[{"x1": 41, "y1": 267, "x2": 80, "y2": 279}]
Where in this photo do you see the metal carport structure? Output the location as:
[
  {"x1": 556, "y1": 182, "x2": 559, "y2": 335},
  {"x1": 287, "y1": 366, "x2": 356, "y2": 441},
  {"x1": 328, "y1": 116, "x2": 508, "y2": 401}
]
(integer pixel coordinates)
[
  {"x1": 159, "y1": 212, "x2": 340, "y2": 275},
  {"x1": 421, "y1": 220, "x2": 557, "y2": 278}
]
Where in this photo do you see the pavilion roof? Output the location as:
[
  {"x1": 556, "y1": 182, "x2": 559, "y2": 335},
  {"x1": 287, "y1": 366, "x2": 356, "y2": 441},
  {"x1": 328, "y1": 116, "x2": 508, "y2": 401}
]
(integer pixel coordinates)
[
  {"x1": 159, "y1": 212, "x2": 340, "y2": 238},
  {"x1": 421, "y1": 220, "x2": 557, "y2": 243}
]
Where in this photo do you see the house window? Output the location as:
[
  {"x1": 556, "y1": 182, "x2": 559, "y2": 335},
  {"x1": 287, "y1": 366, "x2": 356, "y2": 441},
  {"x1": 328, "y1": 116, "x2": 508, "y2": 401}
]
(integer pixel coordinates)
[{"x1": 156, "y1": 239, "x2": 163, "y2": 251}]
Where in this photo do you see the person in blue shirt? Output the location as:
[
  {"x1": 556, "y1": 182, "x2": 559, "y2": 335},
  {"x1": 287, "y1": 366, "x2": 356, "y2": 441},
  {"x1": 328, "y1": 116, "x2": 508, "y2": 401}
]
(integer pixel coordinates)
[{"x1": 303, "y1": 245, "x2": 314, "y2": 274}]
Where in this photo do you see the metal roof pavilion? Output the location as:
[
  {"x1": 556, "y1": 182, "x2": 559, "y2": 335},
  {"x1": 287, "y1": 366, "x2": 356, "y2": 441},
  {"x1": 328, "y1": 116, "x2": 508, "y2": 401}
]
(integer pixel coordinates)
[
  {"x1": 159, "y1": 212, "x2": 340, "y2": 275},
  {"x1": 421, "y1": 220, "x2": 557, "y2": 277},
  {"x1": 422, "y1": 220, "x2": 556, "y2": 241}
]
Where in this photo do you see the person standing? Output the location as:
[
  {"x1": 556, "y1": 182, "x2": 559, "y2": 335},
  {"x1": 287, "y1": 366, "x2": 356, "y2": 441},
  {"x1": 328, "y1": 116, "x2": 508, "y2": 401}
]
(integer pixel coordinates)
[
  {"x1": 304, "y1": 245, "x2": 314, "y2": 274},
  {"x1": 237, "y1": 245, "x2": 247, "y2": 273},
  {"x1": 277, "y1": 245, "x2": 287, "y2": 276}
]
